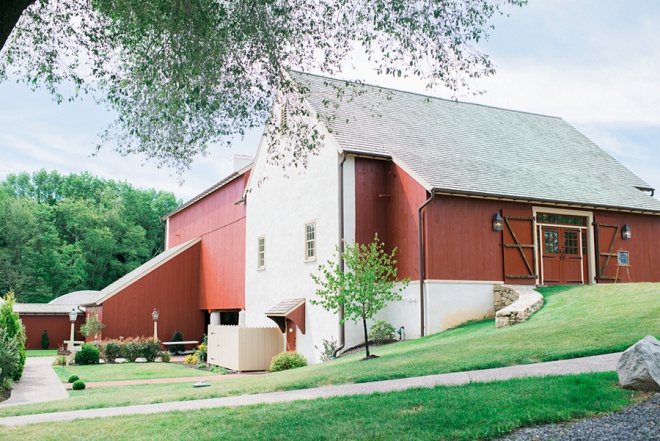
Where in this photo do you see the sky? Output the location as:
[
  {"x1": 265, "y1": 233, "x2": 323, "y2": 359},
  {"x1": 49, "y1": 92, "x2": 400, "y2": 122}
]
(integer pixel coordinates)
[{"x1": 0, "y1": 0, "x2": 658, "y2": 202}]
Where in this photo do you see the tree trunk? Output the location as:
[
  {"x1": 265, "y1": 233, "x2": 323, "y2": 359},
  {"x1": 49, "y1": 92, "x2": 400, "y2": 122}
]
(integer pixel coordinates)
[
  {"x1": 362, "y1": 317, "x2": 370, "y2": 358},
  {"x1": 0, "y1": 0, "x2": 36, "y2": 51}
]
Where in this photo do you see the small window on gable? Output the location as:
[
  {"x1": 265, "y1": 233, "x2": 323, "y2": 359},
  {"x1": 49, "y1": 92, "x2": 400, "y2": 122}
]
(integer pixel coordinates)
[
  {"x1": 258, "y1": 236, "x2": 265, "y2": 269},
  {"x1": 305, "y1": 222, "x2": 315, "y2": 262}
]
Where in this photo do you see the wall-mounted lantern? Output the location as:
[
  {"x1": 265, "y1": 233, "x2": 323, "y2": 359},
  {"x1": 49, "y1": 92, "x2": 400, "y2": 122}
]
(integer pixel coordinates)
[
  {"x1": 492, "y1": 213, "x2": 503, "y2": 231},
  {"x1": 622, "y1": 224, "x2": 632, "y2": 240}
]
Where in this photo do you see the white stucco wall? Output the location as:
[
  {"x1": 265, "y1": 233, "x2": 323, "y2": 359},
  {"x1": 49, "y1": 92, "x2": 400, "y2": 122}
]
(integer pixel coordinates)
[{"x1": 244, "y1": 110, "x2": 350, "y2": 363}]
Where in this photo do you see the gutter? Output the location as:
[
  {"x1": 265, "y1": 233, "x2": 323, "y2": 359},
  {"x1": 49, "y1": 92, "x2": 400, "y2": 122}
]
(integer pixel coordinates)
[
  {"x1": 417, "y1": 191, "x2": 435, "y2": 338},
  {"x1": 333, "y1": 152, "x2": 348, "y2": 358}
]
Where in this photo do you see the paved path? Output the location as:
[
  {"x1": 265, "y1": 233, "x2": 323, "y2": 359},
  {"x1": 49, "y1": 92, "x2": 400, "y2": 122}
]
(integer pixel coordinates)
[
  {"x1": 0, "y1": 352, "x2": 621, "y2": 427},
  {"x1": 64, "y1": 372, "x2": 263, "y2": 390},
  {"x1": 0, "y1": 357, "x2": 67, "y2": 407}
]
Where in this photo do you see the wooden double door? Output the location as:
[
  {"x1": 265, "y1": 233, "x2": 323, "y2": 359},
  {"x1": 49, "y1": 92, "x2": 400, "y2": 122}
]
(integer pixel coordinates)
[{"x1": 540, "y1": 226, "x2": 585, "y2": 284}]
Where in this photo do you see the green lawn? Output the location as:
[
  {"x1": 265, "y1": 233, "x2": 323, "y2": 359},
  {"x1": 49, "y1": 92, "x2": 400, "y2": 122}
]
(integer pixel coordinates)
[
  {"x1": 53, "y1": 363, "x2": 220, "y2": 383},
  {"x1": 0, "y1": 373, "x2": 640, "y2": 440},
  {"x1": 2, "y1": 283, "x2": 657, "y2": 419},
  {"x1": 26, "y1": 350, "x2": 58, "y2": 358}
]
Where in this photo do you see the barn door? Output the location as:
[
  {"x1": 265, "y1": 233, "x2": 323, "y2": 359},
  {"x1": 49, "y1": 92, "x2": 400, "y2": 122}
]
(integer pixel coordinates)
[
  {"x1": 594, "y1": 223, "x2": 620, "y2": 282},
  {"x1": 502, "y1": 210, "x2": 537, "y2": 284}
]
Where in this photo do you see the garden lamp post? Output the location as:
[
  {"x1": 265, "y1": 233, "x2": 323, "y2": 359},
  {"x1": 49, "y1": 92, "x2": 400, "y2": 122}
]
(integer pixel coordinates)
[
  {"x1": 152, "y1": 308, "x2": 159, "y2": 341},
  {"x1": 68, "y1": 308, "x2": 78, "y2": 343}
]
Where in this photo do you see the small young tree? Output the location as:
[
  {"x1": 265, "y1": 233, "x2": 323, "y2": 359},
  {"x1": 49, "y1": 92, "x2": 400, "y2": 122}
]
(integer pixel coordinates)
[
  {"x1": 311, "y1": 235, "x2": 409, "y2": 359},
  {"x1": 79, "y1": 309, "x2": 105, "y2": 340}
]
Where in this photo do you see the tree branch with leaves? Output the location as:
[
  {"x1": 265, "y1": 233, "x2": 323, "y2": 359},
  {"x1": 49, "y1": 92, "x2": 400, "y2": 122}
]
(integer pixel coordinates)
[
  {"x1": 1, "y1": 0, "x2": 526, "y2": 173},
  {"x1": 311, "y1": 235, "x2": 409, "y2": 359}
]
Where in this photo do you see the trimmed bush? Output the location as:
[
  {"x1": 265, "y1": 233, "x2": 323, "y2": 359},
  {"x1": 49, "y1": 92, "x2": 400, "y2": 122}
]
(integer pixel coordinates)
[
  {"x1": 74, "y1": 343, "x2": 100, "y2": 365},
  {"x1": 369, "y1": 320, "x2": 397, "y2": 344},
  {"x1": 101, "y1": 340, "x2": 122, "y2": 363},
  {"x1": 269, "y1": 351, "x2": 307, "y2": 372},
  {"x1": 159, "y1": 351, "x2": 171, "y2": 363},
  {"x1": 0, "y1": 328, "x2": 20, "y2": 389},
  {"x1": 140, "y1": 337, "x2": 161, "y2": 362},
  {"x1": 170, "y1": 331, "x2": 184, "y2": 354},
  {"x1": 72, "y1": 380, "x2": 86, "y2": 390},
  {"x1": 40, "y1": 329, "x2": 50, "y2": 350},
  {"x1": 122, "y1": 337, "x2": 141, "y2": 362},
  {"x1": 67, "y1": 375, "x2": 80, "y2": 383}
]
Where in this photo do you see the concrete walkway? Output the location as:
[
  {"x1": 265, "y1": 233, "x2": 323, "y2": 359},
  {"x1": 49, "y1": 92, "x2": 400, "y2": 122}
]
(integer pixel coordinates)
[
  {"x1": 0, "y1": 357, "x2": 67, "y2": 407},
  {"x1": 0, "y1": 352, "x2": 621, "y2": 427}
]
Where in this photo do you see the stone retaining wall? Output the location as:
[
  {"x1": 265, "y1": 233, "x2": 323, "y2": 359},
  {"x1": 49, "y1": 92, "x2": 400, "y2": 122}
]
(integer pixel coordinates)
[{"x1": 494, "y1": 285, "x2": 544, "y2": 328}]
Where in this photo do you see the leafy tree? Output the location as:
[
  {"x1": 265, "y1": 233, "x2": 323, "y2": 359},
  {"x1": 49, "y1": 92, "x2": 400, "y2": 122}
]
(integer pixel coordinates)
[
  {"x1": 0, "y1": 290, "x2": 26, "y2": 381},
  {"x1": 0, "y1": 170, "x2": 180, "y2": 301},
  {"x1": 1, "y1": 0, "x2": 526, "y2": 172},
  {"x1": 311, "y1": 235, "x2": 409, "y2": 359},
  {"x1": 79, "y1": 309, "x2": 105, "y2": 340}
]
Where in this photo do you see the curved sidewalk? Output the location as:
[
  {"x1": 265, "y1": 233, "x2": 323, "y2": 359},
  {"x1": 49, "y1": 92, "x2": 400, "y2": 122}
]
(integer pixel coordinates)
[
  {"x1": 0, "y1": 357, "x2": 67, "y2": 407},
  {"x1": 0, "y1": 352, "x2": 621, "y2": 427}
]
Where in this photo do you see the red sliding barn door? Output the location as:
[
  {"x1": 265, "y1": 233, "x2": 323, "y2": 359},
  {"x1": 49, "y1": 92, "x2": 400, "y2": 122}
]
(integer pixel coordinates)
[{"x1": 502, "y1": 209, "x2": 537, "y2": 284}]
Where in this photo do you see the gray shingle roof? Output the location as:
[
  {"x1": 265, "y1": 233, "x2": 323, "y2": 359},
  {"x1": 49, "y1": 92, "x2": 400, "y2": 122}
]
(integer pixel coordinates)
[{"x1": 291, "y1": 72, "x2": 660, "y2": 213}]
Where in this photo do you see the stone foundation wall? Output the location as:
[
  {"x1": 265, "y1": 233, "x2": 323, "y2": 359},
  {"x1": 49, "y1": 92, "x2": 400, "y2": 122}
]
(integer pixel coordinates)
[{"x1": 494, "y1": 285, "x2": 544, "y2": 328}]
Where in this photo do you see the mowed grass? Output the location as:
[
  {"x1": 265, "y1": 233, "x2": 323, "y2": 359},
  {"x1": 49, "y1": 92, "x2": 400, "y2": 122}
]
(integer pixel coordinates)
[
  {"x1": 52, "y1": 363, "x2": 220, "y2": 383},
  {"x1": 26, "y1": 350, "x2": 58, "y2": 357},
  {"x1": 0, "y1": 372, "x2": 640, "y2": 441},
  {"x1": 1, "y1": 283, "x2": 657, "y2": 418}
]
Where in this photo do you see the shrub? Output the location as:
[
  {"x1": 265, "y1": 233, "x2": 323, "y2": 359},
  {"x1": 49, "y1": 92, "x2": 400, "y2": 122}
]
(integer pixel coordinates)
[
  {"x1": 369, "y1": 320, "x2": 396, "y2": 345},
  {"x1": 170, "y1": 331, "x2": 184, "y2": 354},
  {"x1": 140, "y1": 337, "x2": 161, "y2": 362},
  {"x1": 0, "y1": 328, "x2": 20, "y2": 390},
  {"x1": 67, "y1": 375, "x2": 80, "y2": 383},
  {"x1": 53, "y1": 355, "x2": 67, "y2": 366},
  {"x1": 159, "y1": 351, "x2": 171, "y2": 363},
  {"x1": 122, "y1": 337, "x2": 141, "y2": 362},
  {"x1": 316, "y1": 338, "x2": 337, "y2": 362},
  {"x1": 41, "y1": 329, "x2": 50, "y2": 350},
  {"x1": 72, "y1": 380, "x2": 86, "y2": 390},
  {"x1": 269, "y1": 351, "x2": 307, "y2": 372},
  {"x1": 102, "y1": 340, "x2": 122, "y2": 363},
  {"x1": 184, "y1": 353, "x2": 198, "y2": 365},
  {"x1": 0, "y1": 291, "x2": 26, "y2": 381},
  {"x1": 74, "y1": 343, "x2": 100, "y2": 365}
]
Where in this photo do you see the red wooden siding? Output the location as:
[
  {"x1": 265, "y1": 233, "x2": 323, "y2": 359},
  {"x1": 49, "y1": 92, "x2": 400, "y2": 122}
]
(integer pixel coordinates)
[
  {"x1": 101, "y1": 242, "x2": 205, "y2": 342},
  {"x1": 593, "y1": 211, "x2": 660, "y2": 283},
  {"x1": 20, "y1": 315, "x2": 84, "y2": 350},
  {"x1": 354, "y1": 158, "x2": 389, "y2": 246},
  {"x1": 168, "y1": 172, "x2": 249, "y2": 310},
  {"x1": 426, "y1": 200, "x2": 531, "y2": 281}
]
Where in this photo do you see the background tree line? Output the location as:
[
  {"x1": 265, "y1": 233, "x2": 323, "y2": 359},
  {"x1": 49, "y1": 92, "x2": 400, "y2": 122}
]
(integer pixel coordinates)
[{"x1": 0, "y1": 169, "x2": 180, "y2": 303}]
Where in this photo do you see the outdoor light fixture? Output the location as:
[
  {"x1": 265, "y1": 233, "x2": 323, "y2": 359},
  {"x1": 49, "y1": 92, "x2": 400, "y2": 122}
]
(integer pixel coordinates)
[
  {"x1": 622, "y1": 224, "x2": 632, "y2": 240},
  {"x1": 69, "y1": 308, "x2": 78, "y2": 323},
  {"x1": 492, "y1": 213, "x2": 503, "y2": 231},
  {"x1": 152, "y1": 308, "x2": 160, "y2": 341}
]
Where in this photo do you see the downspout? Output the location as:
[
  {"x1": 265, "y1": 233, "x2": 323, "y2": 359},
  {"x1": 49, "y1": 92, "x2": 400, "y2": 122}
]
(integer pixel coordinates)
[
  {"x1": 333, "y1": 152, "x2": 347, "y2": 357},
  {"x1": 418, "y1": 191, "x2": 435, "y2": 338}
]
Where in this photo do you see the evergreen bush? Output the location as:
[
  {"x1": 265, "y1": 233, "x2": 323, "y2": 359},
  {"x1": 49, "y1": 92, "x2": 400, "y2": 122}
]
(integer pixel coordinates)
[
  {"x1": 0, "y1": 291, "x2": 26, "y2": 381},
  {"x1": 170, "y1": 331, "x2": 184, "y2": 354},
  {"x1": 40, "y1": 329, "x2": 50, "y2": 350},
  {"x1": 72, "y1": 380, "x2": 86, "y2": 390},
  {"x1": 67, "y1": 375, "x2": 80, "y2": 383},
  {"x1": 74, "y1": 343, "x2": 100, "y2": 365},
  {"x1": 101, "y1": 340, "x2": 122, "y2": 363},
  {"x1": 269, "y1": 351, "x2": 307, "y2": 372},
  {"x1": 141, "y1": 337, "x2": 161, "y2": 362}
]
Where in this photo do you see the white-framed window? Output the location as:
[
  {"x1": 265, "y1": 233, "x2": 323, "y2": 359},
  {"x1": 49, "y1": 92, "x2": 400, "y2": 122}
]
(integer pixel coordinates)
[
  {"x1": 305, "y1": 221, "x2": 316, "y2": 262},
  {"x1": 257, "y1": 236, "x2": 265, "y2": 269}
]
